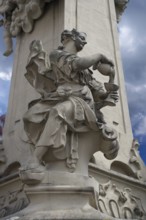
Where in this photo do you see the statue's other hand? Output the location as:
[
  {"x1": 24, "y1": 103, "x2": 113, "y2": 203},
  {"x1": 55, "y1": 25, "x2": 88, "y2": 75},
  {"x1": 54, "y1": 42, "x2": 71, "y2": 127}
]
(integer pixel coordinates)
[
  {"x1": 100, "y1": 55, "x2": 114, "y2": 67},
  {"x1": 92, "y1": 55, "x2": 114, "y2": 71},
  {"x1": 108, "y1": 91, "x2": 119, "y2": 102}
]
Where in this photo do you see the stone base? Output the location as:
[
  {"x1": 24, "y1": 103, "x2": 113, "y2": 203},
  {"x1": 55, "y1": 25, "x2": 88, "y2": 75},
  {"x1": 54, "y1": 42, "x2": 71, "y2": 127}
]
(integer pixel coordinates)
[
  {"x1": 6, "y1": 206, "x2": 120, "y2": 220},
  {"x1": 16, "y1": 207, "x2": 118, "y2": 220},
  {"x1": 5, "y1": 184, "x2": 122, "y2": 220}
]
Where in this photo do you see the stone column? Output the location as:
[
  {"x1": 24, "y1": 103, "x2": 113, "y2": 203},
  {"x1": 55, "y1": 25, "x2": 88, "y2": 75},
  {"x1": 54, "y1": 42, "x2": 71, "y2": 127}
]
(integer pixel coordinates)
[
  {"x1": 1, "y1": 1, "x2": 145, "y2": 220},
  {"x1": 2, "y1": 0, "x2": 133, "y2": 173}
]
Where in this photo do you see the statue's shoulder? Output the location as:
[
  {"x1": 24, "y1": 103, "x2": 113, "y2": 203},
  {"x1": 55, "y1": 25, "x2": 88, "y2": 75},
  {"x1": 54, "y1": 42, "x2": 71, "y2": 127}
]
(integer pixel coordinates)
[{"x1": 49, "y1": 49, "x2": 70, "y2": 63}]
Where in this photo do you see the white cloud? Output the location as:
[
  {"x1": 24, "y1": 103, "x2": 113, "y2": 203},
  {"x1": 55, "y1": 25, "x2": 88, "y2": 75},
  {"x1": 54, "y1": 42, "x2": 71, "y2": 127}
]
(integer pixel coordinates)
[
  {"x1": 134, "y1": 114, "x2": 146, "y2": 136},
  {"x1": 126, "y1": 81, "x2": 146, "y2": 94},
  {"x1": 0, "y1": 69, "x2": 12, "y2": 81},
  {"x1": 119, "y1": 26, "x2": 136, "y2": 53},
  {"x1": 132, "y1": 113, "x2": 144, "y2": 127},
  {"x1": 125, "y1": 82, "x2": 146, "y2": 137}
]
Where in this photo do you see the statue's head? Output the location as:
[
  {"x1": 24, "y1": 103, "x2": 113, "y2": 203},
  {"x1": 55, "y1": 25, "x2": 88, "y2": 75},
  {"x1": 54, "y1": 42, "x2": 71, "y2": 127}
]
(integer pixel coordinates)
[
  {"x1": 61, "y1": 29, "x2": 87, "y2": 52},
  {"x1": 29, "y1": 40, "x2": 43, "y2": 53}
]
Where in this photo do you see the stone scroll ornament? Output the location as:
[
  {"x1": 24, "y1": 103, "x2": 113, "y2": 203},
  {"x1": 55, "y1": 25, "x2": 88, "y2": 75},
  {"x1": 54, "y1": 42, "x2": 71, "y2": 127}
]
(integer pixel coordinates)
[
  {"x1": 20, "y1": 29, "x2": 120, "y2": 185},
  {"x1": 0, "y1": 0, "x2": 53, "y2": 56}
]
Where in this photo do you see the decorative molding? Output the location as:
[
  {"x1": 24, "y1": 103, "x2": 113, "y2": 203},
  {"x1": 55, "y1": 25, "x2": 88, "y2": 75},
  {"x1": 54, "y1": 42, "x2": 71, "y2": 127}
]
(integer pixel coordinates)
[
  {"x1": 98, "y1": 181, "x2": 145, "y2": 219},
  {"x1": 89, "y1": 163, "x2": 146, "y2": 191},
  {"x1": 114, "y1": 0, "x2": 129, "y2": 23}
]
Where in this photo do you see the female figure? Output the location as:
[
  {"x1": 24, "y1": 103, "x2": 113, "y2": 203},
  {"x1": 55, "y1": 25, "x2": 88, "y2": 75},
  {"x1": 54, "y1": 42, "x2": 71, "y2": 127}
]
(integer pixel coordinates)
[{"x1": 22, "y1": 29, "x2": 119, "y2": 177}]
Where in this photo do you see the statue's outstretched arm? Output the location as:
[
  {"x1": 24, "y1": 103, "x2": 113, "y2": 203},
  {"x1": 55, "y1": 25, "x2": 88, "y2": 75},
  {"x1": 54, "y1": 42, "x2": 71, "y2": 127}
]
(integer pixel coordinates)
[{"x1": 72, "y1": 53, "x2": 113, "y2": 71}]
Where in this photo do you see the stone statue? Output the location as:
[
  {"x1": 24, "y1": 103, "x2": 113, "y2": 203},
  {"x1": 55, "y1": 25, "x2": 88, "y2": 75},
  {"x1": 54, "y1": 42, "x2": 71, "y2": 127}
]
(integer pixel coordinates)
[{"x1": 20, "y1": 29, "x2": 120, "y2": 184}]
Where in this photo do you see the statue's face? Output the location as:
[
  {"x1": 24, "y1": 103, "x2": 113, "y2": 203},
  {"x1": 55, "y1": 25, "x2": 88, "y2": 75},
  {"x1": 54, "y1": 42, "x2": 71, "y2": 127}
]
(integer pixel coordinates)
[{"x1": 74, "y1": 32, "x2": 87, "y2": 52}]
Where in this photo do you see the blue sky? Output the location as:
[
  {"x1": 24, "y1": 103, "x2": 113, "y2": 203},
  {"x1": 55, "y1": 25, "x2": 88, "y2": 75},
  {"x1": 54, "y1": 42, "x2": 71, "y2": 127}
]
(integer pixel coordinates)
[
  {"x1": 119, "y1": 0, "x2": 146, "y2": 164},
  {"x1": 0, "y1": 1, "x2": 146, "y2": 164}
]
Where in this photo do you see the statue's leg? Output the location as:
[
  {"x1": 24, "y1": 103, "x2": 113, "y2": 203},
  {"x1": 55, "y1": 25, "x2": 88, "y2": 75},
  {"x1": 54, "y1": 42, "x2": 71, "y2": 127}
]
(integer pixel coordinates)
[
  {"x1": 19, "y1": 100, "x2": 74, "y2": 184},
  {"x1": 35, "y1": 100, "x2": 74, "y2": 160}
]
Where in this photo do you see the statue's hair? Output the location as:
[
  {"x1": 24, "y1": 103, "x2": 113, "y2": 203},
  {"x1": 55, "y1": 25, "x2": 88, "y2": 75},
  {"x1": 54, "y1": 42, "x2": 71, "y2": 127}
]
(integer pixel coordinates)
[{"x1": 61, "y1": 29, "x2": 86, "y2": 43}]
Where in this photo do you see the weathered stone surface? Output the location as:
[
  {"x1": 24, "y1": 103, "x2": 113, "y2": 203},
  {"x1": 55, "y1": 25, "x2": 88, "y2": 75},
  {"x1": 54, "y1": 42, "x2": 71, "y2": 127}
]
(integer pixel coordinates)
[
  {"x1": 0, "y1": 0, "x2": 146, "y2": 219},
  {"x1": 0, "y1": 176, "x2": 29, "y2": 219},
  {"x1": 89, "y1": 163, "x2": 146, "y2": 220},
  {"x1": 1, "y1": 0, "x2": 135, "y2": 179}
]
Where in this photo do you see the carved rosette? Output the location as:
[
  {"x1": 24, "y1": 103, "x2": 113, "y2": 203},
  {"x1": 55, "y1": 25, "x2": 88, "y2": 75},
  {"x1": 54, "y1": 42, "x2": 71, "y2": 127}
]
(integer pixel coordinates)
[{"x1": 98, "y1": 181, "x2": 145, "y2": 219}]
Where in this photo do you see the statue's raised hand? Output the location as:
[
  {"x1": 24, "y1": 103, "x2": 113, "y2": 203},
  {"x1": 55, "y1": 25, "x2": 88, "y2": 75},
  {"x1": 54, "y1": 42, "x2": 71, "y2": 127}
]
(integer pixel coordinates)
[{"x1": 92, "y1": 54, "x2": 114, "y2": 71}]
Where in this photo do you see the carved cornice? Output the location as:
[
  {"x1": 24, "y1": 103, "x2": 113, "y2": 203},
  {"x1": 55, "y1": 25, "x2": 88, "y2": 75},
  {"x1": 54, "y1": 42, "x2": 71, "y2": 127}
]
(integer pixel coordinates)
[
  {"x1": 114, "y1": 0, "x2": 129, "y2": 23},
  {"x1": 89, "y1": 163, "x2": 146, "y2": 188}
]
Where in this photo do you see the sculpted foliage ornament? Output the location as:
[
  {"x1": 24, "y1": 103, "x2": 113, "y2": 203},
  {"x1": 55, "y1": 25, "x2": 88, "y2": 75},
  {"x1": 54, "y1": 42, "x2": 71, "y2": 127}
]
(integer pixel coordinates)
[
  {"x1": 19, "y1": 29, "x2": 120, "y2": 185},
  {"x1": 0, "y1": 0, "x2": 53, "y2": 56},
  {"x1": 98, "y1": 181, "x2": 145, "y2": 219}
]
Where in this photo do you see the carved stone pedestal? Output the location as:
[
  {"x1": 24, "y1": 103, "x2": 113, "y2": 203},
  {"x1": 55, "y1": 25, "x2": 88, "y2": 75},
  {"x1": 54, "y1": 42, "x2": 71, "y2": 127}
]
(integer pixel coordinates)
[
  {"x1": 5, "y1": 170, "x2": 123, "y2": 220},
  {"x1": 1, "y1": 1, "x2": 146, "y2": 219},
  {"x1": 13, "y1": 184, "x2": 119, "y2": 220}
]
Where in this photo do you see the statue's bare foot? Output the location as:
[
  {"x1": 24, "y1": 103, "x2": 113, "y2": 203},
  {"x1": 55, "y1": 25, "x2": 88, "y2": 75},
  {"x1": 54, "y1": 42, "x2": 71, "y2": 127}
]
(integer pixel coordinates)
[
  {"x1": 20, "y1": 161, "x2": 45, "y2": 171},
  {"x1": 3, "y1": 49, "x2": 13, "y2": 56},
  {"x1": 19, "y1": 162, "x2": 46, "y2": 185}
]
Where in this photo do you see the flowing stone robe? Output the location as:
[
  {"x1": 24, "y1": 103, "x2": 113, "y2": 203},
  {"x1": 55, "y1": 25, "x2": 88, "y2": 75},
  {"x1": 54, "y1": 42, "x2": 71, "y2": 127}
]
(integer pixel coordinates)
[{"x1": 23, "y1": 48, "x2": 106, "y2": 155}]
